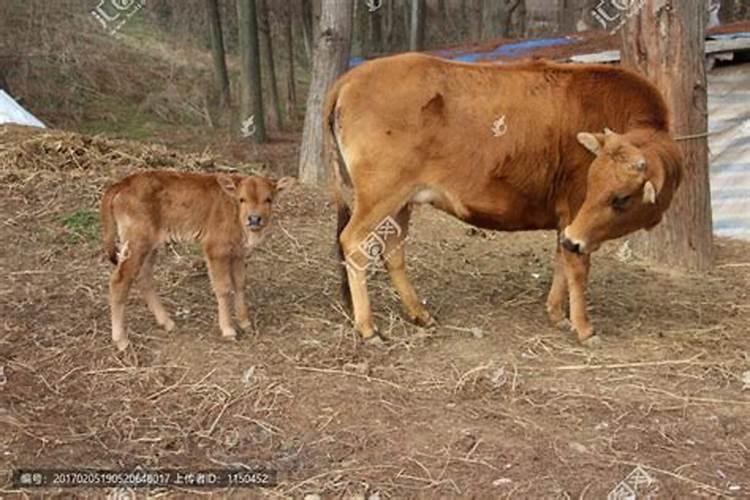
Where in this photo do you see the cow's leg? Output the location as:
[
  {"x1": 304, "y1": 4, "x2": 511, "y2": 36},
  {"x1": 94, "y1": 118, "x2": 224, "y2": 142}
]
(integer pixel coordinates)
[
  {"x1": 231, "y1": 255, "x2": 251, "y2": 331},
  {"x1": 138, "y1": 250, "x2": 175, "y2": 332},
  {"x1": 340, "y1": 193, "x2": 409, "y2": 340},
  {"x1": 561, "y1": 250, "x2": 593, "y2": 342},
  {"x1": 383, "y1": 206, "x2": 434, "y2": 327},
  {"x1": 546, "y1": 239, "x2": 568, "y2": 326},
  {"x1": 204, "y1": 249, "x2": 238, "y2": 339},
  {"x1": 109, "y1": 242, "x2": 148, "y2": 351}
]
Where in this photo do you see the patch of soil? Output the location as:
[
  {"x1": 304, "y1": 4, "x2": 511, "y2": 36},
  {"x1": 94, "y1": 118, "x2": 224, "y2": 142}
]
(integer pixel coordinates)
[{"x1": 1, "y1": 125, "x2": 749, "y2": 499}]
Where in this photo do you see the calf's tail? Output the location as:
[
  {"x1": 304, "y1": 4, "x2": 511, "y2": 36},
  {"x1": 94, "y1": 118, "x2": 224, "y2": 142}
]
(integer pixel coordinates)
[{"x1": 100, "y1": 185, "x2": 119, "y2": 265}]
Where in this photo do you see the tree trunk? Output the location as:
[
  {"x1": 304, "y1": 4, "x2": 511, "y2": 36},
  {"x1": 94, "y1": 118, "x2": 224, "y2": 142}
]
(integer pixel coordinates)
[
  {"x1": 370, "y1": 1, "x2": 384, "y2": 54},
  {"x1": 258, "y1": 0, "x2": 283, "y2": 130},
  {"x1": 284, "y1": 2, "x2": 297, "y2": 121},
  {"x1": 301, "y1": 0, "x2": 315, "y2": 66},
  {"x1": 481, "y1": 0, "x2": 520, "y2": 39},
  {"x1": 298, "y1": 0, "x2": 354, "y2": 185},
  {"x1": 409, "y1": 0, "x2": 426, "y2": 50},
  {"x1": 355, "y1": 0, "x2": 370, "y2": 56},
  {"x1": 621, "y1": 0, "x2": 714, "y2": 271},
  {"x1": 206, "y1": 0, "x2": 230, "y2": 108},
  {"x1": 237, "y1": 0, "x2": 266, "y2": 142},
  {"x1": 559, "y1": 0, "x2": 580, "y2": 33},
  {"x1": 718, "y1": 0, "x2": 734, "y2": 23}
]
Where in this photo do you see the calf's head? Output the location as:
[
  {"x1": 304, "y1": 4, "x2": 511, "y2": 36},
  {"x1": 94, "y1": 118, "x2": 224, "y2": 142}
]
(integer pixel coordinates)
[
  {"x1": 218, "y1": 174, "x2": 296, "y2": 240},
  {"x1": 561, "y1": 129, "x2": 681, "y2": 254}
]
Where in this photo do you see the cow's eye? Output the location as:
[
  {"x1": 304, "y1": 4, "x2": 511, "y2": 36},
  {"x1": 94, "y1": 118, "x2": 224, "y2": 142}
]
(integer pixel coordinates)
[
  {"x1": 239, "y1": 197, "x2": 246, "y2": 203},
  {"x1": 265, "y1": 197, "x2": 273, "y2": 204},
  {"x1": 611, "y1": 194, "x2": 631, "y2": 212}
]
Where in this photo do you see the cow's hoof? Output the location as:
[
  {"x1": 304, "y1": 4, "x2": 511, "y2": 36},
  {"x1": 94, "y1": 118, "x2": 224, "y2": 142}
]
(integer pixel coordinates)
[
  {"x1": 546, "y1": 305, "x2": 565, "y2": 325},
  {"x1": 162, "y1": 318, "x2": 175, "y2": 332},
  {"x1": 114, "y1": 338, "x2": 129, "y2": 351},
  {"x1": 221, "y1": 328, "x2": 238, "y2": 340},
  {"x1": 237, "y1": 319, "x2": 252, "y2": 331},
  {"x1": 581, "y1": 334, "x2": 602, "y2": 347},
  {"x1": 556, "y1": 318, "x2": 573, "y2": 331},
  {"x1": 364, "y1": 333, "x2": 388, "y2": 347}
]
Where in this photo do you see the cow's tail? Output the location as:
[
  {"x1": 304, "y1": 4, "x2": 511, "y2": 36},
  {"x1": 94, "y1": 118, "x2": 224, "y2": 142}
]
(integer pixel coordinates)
[
  {"x1": 324, "y1": 79, "x2": 353, "y2": 311},
  {"x1": 100, "y1": 184, "x2": 120, "y2": 265}
]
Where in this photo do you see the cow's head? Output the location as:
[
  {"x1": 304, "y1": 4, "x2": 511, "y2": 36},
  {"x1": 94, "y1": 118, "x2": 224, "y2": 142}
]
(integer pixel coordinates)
[
  {"x1": 561, "y1": 128, "x2": 680, "y2": 254},
  {"x1": 218, "y1": 174, "x2": 296, "y2": 242}
]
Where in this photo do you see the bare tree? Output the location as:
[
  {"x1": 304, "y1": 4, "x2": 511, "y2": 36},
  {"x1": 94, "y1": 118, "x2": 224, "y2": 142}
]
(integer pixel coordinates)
[
  {"x1": 301, "y1": 0, "x2": 315, "y2": 65},
  {"x1": 621, "y1": 0, "x2": 714, "y2": 270},
  {"x1": 298, "y1": 0, "x2": 354, "y2": 185},
  {"x1": 409, "y1": 0, "x2": 426, "y2": 50},
  {"x1": 237, "y1": 0, "x2": 266, "y2": 142},
  {"x1": 258, "y1": 0, "x2": 284, "y2": 130},
  {"x1": 481, "y1": 0, "x2": 522, "y2": 39},
  {"x1": 284, "y1": 2, "x2": 297, "y2": 121},
  {"x1": 206, "y1": 0, "x2": 230, "y2": 108}
]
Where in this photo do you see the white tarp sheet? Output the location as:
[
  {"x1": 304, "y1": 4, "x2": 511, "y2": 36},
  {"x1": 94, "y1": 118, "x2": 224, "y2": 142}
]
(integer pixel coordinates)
[{"x1": 0, "y1": 90, "x2": 45, "y2": 128}]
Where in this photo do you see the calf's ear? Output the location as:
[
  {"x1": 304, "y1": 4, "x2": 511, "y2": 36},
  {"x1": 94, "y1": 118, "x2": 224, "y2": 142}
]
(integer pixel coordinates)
[
  {"x1": 274, "y1": 176, "x2": 296, "y2": 193},
  {"x1": 217, "y1": 175, "x2": 239, "y2": 197},
  {"x1": 577, "y1": 132, "x2": 605, "y2": 155}
]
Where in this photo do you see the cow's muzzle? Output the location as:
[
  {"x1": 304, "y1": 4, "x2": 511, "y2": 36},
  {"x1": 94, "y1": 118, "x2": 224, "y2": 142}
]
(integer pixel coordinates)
[
  {"x1": 247, "y1": 214, "x2": 265, "y2": 231},
  {"x1": 561, "y1": 237, "x2": 583, "y2": 254}
]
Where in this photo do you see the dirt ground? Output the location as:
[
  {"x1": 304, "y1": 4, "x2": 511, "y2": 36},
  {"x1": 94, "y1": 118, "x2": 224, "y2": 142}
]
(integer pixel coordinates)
[{"x1": 1, "y1": 125, "x2": 750, "y2": 499}]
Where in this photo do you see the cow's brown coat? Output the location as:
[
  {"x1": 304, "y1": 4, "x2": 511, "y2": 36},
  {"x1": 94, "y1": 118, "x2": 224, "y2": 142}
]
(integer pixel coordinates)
[
  {"x1": 325, "y1": 53, "x2": 683, "y2": 342},
  {"x1": 100, "y1": 170, "x2": 294, "y2": 350}
]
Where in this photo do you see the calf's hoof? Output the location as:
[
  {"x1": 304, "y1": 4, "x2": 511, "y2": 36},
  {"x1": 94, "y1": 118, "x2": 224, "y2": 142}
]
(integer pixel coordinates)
[
  {"x1": 411, "y1": 309, "x2": 437, "y2": 328},
  {"x1": 575, "y1": 325, "x2": 596, "y2": 344},
  {"x1": 546, "y1": 304, "x2": 565, "y2": 325},
  {"x1": 555, "y1": 318, "x2": 572, "y2": 331},
  {"x1": 161, "y1": 318, "x2": 175, "y2": 332},
  {"x1": 581, "y1": 334, "x2": 602, "y2": 347},
  {"x1": 114, "y1": 338, "x2": 129, "y2": 351},
  {"x1": 237, "y1": 319, "x2": 252, "y2": 331}
]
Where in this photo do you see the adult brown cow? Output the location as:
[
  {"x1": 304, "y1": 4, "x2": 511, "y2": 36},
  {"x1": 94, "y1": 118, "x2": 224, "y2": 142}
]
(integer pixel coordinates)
[{"x1": 325, "y1": 53, "x2": 683, "y2": 343}]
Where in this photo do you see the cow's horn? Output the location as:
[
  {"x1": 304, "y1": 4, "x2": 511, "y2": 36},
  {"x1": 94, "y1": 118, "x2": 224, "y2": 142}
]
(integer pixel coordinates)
[{"x1": 643, "y1": 180, "x2": 657, "y2": 204}]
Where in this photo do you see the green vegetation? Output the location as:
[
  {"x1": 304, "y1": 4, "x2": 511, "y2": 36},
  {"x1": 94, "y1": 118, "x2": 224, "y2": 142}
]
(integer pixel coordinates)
[{"x1": 61, "y1": 209, "x2": 99, "y2": 244}]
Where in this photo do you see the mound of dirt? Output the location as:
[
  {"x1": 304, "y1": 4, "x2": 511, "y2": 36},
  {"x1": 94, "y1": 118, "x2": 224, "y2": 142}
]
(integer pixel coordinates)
[{"x1": 0, "y1": 124, "x2": 244, "y2": 174}]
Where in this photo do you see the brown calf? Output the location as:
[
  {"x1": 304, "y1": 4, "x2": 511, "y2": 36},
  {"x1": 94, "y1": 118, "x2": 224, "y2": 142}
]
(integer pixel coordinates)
[
  {"x1": 325, "y1": 53, "x2": 683, "y2": 343},
  {"x1": 100, "y1": 170, "x2": 295, "y2": 350}
]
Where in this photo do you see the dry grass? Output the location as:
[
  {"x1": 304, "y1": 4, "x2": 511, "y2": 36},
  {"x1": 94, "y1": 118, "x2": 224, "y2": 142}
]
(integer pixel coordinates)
[{"x1": 1, "y1": 125, "x2": 750, "y2": 498}]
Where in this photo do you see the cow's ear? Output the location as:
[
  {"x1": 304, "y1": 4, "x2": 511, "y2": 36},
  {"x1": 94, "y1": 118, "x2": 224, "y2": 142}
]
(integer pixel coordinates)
[
  {"x1": 577, "y1": 132, "x2": 605, "y2": 155},
  {"x1": 217, "y1": 175, "x2": 239, "y2": 198},
  {"x1": 274, "y1": 176, "x2": 296, "y2": 193}
]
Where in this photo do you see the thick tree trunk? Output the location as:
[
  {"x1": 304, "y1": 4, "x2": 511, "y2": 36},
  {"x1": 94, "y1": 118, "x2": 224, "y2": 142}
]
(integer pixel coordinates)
[
  {"x1": 301, "y1": 0, "x2": 315, "y2": 65},
  {"x1": 298, "y1": 0, "x2": 354, "y2": 185},
  {"x1": 559, "y1": 0, "x2": 580, "y2": 33},
  {"x1": 621, "y1": 0, "x2": 714, "y2": 271},
  {"x1": 258, "y1": 0, "x2": 283, "y2": 130},
  {"x1": 481, "y1": 0, "x2": 520, "y2": 39},
  {"x1": 370, "y1": 2, "x2": 384, "y2": 54},
  {"x1": 355, "y1": 0, "x2": 370, "y2": 56},
  {"x1": 284, "y1": 2, "x2": 297, "y2": 121},
  {"x1": 409, "y1": 0, "x2": 426, "y2": 50},
  {"x1": 237, "y1": 0, "x2": 266, "y2": 142},
  {"x1": 206, "y1": 0, "x2": 230, "y2": 108}
]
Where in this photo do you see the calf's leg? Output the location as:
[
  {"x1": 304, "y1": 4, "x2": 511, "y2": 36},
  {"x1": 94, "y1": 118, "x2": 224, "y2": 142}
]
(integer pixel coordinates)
[
  {"x1": 560, "y1": 250, "x2": 593, "y2": 342},
  {"x1": 383, "y1": 206, "x2": 434, "y2": 327},
  {"x1": 204, "y1": 248, "x2": 238, "y2": 339},
  {"x1": 231, "y1": 255, "x2": 251, "y2": 330},
  {"x1": 109, "y1": 243, "x2": 148, "y2": 351},
  {"x1": 138, "y1": 250, "x2": 174, "y2": 332}
]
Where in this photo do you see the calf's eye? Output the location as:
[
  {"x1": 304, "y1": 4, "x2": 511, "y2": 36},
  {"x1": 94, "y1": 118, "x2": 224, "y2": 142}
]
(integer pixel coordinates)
[
  {"x1": 611, "y1": 194, "x2": 631, "y2": 212},
  {"x1": 239, "y1": 197, "x2": 246, "y2": 203},
  {"x1": 265, "y1": 197, "x2": 273, "y2": 204}
]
